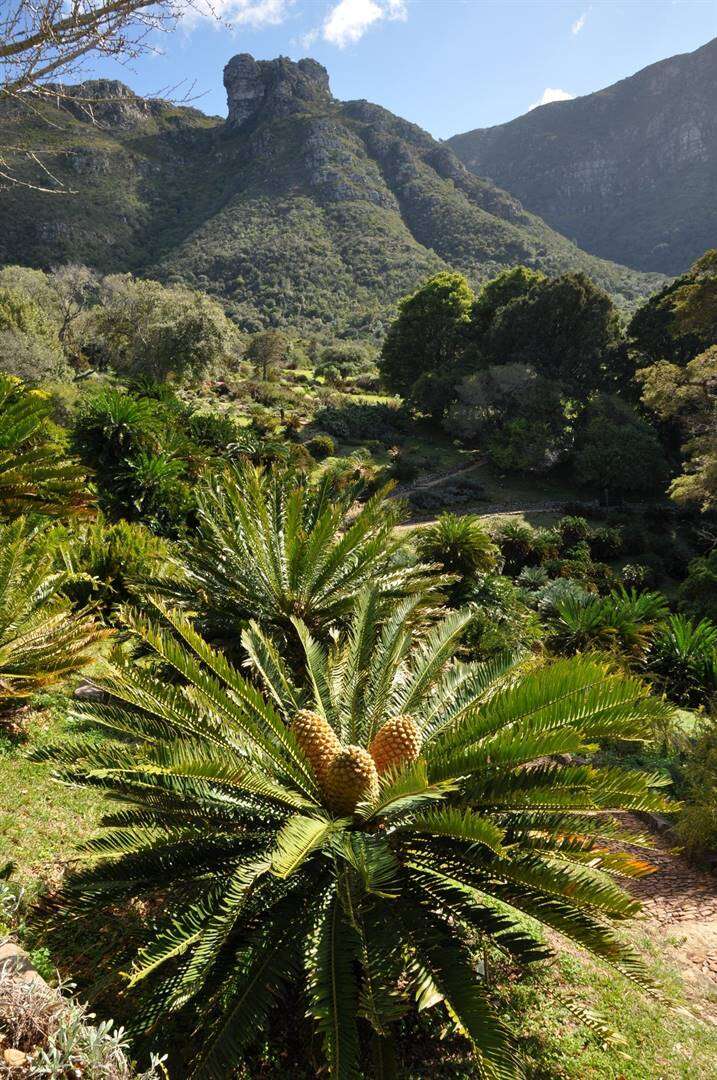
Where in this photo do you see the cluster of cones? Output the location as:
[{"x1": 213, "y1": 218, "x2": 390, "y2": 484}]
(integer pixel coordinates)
[{"x1": 292, "y1": 710, "x2": 422, "y2": 814}]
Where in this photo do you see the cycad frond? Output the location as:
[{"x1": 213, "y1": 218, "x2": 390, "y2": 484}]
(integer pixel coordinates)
[
  {"x1": 146, "y1": 463, "x2": 443, "y2": 649},
  {"x1": 0, "y1": 374, "x2": 92, "y2": 517},
  {"x1": 0, "y1": 517, "x2": 106, "y2": 703},
  {"x1": 46, "y1": 588, "x2": 670, "y2": 1077},
  {"x1": 306, "y1": 888, "x2": 361, "y2": 1080}
]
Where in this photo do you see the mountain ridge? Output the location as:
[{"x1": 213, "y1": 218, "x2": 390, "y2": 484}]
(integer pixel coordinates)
[
  {"x1": 0, "y1": 54, "x2": 663, "y2": 336},
  {"x1": 448, "y1": 37, "x2": 717, "y2": 276}
]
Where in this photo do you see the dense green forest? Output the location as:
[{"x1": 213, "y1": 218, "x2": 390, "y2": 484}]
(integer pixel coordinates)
[{"x1": 1, "y1": 239, "x2": 717, "y2": 1079}]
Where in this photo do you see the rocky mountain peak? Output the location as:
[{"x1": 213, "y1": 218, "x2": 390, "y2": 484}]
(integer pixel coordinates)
[
  {"x1": 448, "y1": 36, "x2": 717, "y2": 274},
  {"x1": 223, "y1": 54, "x2": 332, "y2": 128},
  {"x1": 41, "y1": 79, "x2": 166, "y2": 129}
]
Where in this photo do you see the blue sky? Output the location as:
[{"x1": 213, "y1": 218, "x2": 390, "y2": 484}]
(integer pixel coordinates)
[{"x1": 89, "y1": 0, "x2": 717, "y2": 138}]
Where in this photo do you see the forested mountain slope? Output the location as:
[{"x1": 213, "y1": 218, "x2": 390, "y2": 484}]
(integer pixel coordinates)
[
  {"x1": 0, "y1": 54, "x2": 662, "y2": 335},
  {"x1": 448, "y1": 37, "x2": 717, "y2": 276}
]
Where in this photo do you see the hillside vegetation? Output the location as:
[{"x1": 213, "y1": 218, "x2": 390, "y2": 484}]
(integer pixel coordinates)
[
  {"x1": 0, "y1": 57, "x2": 664, "y2": 339},
  {"x1": 1, "y1": 44, "x2": 717, "y2": 1080},
  {"x1": 449, "y1": 37, "x2": 717, "y2": 276}
]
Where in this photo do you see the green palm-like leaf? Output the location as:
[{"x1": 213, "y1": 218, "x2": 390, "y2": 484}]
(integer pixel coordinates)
[
  {"x1": 0, "y1": 374, "x2": 92, "y2": 518},
  {"x1": 306, "y1": 888, "x2": 361, "y2": 1080},
  {"x1": 0, "y1": 517, "x2": 106, "y2": 703},
  {"x1": 143, "y1": 462, "x2": 445, "y2": 650},
  {"x1": 44, "y1": 588, "x2": 672, "y2": 1077}
]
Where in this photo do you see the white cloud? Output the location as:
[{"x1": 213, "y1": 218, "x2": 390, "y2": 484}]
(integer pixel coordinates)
[
  {"x1": 528, "y1": 87, "x2": 575, "y2": 110},
  {"x1": 322, "y1": 0, "x2": 407, "y2": 49},
  {"x1": 185, "y1": 0, "x2": 293, "y2": 28},
  {"x1": 571, "y1": 10, "x2": 588, "y2": 34},
  {"x1": 298, "y1": 27, "x2": 319, "y2": 48}
]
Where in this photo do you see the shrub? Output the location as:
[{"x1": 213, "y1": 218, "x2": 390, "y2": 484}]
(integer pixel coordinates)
[
  {"x1": 0, "y1": 518, "x2": 106, "y2": 709},
  {"x1": 679, "y1": 550, "x2": 717, "y2": 625},
  {"x1": 516, "y1": 565, "x2": 549, "y2": 590},
  {"x1": 556, "y1": 515, "x2": 592, "y2": 546},
  {"x1": 63, "y1": 516, "x2": 180, "y2": 619},
  {"x1": 70, "y1": 387, "x2": 198, "y2": 534},
  {"x1": 674, "y1": 717, "x2": 717, "y2": 863},
  {"x1": 0, "y1": 374, "x2": 91, "y2": 519},
  {"x1": 186, "y1": 409, "x2": 244, "y2": 450},
  {"x1": 648, "y1": 615, "x2": 717, "y2": 706},
  {"x1": 305, "y1": 433, "x2": 335, "y2": 461},
  {"x1": 0, "y1": 964, "x2": 165, "y2": 1080},
  {"x1": 550, "y1": 587, "x2": 669, "y2": 660},
  {"x1": 416, "y1": 513, "x2": 499, "y2": 588},
  {"x1": 313, "y1": 401, "x2": 411, "y2": 444},
  {"x1": 462, "y1": 574, "x2": 544, "y2": 658},
  {"x1": 532, "y1": 528, "x2": 562, "y2": 563},
  {"x1": 352, "y1": 372, "x2": 381, "y2": 392},
  {"x1": 589, "y1": 526, "x2": 623, "y2": 560},
  {"x1": 531, "y1": 577, "x2": 591, "y2": 615},
  {"x1": 546, "y1": 554, "x2": 617, "y2": 593},
  {"x1": 156, "y1": 463, "x2": 438, "y2": 645},
  {"x1": 71, "y1": 387, "x2": 160, "y2": 482},
  {"x1": 564, "y1": 539, "x2": 593, "y2": 563},
  {"x1": 39, "y1": 596, "x2": 671, "y2": 1077},
  {"x1": 495, "y1": 522, "x2": 563, "y2": 574},
  {"x1": 494, "y1": 521, "x2": 538, "y2": 574}
]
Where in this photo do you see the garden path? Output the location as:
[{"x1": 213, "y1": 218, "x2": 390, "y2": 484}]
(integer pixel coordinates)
[{"x1": 623, "y1": 815, "x2": 717, "y2": 1023}]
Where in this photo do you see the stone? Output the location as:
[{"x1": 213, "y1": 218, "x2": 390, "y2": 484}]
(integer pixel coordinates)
[
  {"x1": 224, "y1": 54, "x2": 332, "y2": 129},
  {"x1": 74, "y1": 681, "x2": 107, "y2": 702},
  {"x1": 3, "y1": 1049, "x2": 28, "y2": 1067},
  {"x1": 0, "y1": 942, "x2": 49, "y2": 987}
]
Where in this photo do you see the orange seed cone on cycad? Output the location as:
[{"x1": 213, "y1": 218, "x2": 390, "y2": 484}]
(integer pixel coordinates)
[
  {"x1": 369, "y1": 714, "x2": 422, "y2": 775},
  {"x1": 291, "y1": 709, "x2": 340, "y2": 784},
  {"x1": 323, "y1": 745, "x2": 379, "y2": 815}
]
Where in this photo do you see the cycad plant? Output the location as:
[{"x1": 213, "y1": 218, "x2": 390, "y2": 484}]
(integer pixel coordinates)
[
  {"x1": 0, "y1": 374, "x2": 91, "y2": 519},
  {"x1": 416, "y1": 513, "x2": 499, "y2": 599},
  {"x1": 40, "y1": 591, "x2": 671, "y2": 1078},
  {"x1": 154, "y1": 463, "x2": 442, "y2": 643},
  {"x1": 648, "y1": 614, "x2": 717, "y2": 705},
  {"x1": 550, "y1": 587, "x2": 669, "y2": 661},
  {"x1": 0, "y1": 519, "x2": 107, "y2": 706}
]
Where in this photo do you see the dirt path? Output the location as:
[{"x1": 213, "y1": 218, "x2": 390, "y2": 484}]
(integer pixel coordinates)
[
  {"x1": 392, "y1": 456, "x2": 577, "y2": 530},
  {"x1": 623, "y1": 815, "x2": 717, "y2": 1022},
  {"x1": 392, "y1": 458, "x2": 484, "y2": 498}
]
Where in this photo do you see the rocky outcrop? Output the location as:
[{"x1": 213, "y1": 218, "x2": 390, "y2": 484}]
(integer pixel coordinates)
[
  {"x1": 448, "y1": 37, "x2": 717, "y2": 274},
  {"x1": 53, "y1": 79, "x2": 166, "y2": 129},
  {"x1": 0, "y1": 52, "x2": 664, "y2": 338},
  {"x1": 224, "y1": 54, "x2": 332, "y2": 128}
]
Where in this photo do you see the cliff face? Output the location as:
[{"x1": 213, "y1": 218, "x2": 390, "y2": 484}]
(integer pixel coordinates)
[
  {"x1": 448, "y1": 37, "x2": 717, "y2": 276},
  {"x1": 0, "y1": 55, "x2": 662, "y2": 336},
  {"x1": 224, "y1": 54, "x2": 332, "y2": 127}
]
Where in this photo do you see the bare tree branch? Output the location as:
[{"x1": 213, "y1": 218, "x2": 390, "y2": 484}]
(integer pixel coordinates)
[{"x1": 0, "y1": 0, "x2": 210, "y2": 190}]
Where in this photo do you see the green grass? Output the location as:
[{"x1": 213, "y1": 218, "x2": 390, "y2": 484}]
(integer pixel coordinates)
[
  {"x1": 0, "y1": 694, "x2": 104, "y2": 895},
  {"x1": 488, "y1": 930, "x2": 717, "y2": 1079}
]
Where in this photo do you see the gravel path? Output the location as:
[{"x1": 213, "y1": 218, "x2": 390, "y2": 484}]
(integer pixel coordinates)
[{"x1": 622, "y1": 815, "x2": 717, "y2": 1021}]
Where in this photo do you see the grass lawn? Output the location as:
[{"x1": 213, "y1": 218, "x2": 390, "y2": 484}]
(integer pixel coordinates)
[
  {"x1": 0, "y1": 693, "x2": 104, "y2": 896},
  {"x1": 487, "y1": 930, "x2": 717, "y2": 1079}
]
